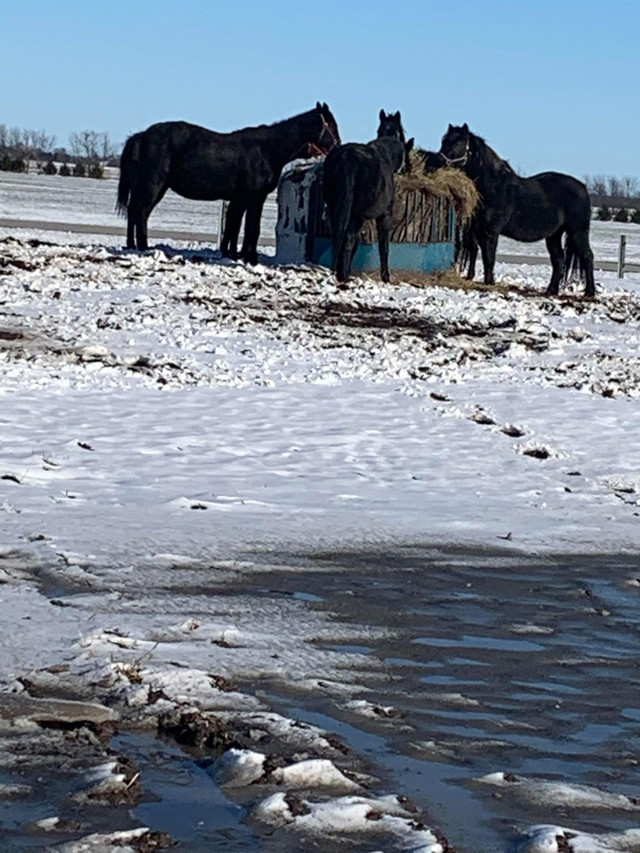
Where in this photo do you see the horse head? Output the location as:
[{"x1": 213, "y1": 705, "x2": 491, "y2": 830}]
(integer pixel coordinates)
[
  {"x1": 377, "y1": 109, "x2": 406, "y2": 143},
  {"x1": 439, "y1": 123, "x2": 472, "y2": 168},
  {"x1": 420, "y1": 150, "x2": 446, "y2": 173},
  {"x1": 307, "y1": 102, "x2": 340, "y2": 157}
]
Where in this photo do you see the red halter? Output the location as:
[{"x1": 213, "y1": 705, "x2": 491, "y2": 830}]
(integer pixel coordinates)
[{"x1": 305, "y1": 114, "x2": 339, "y2": 158}]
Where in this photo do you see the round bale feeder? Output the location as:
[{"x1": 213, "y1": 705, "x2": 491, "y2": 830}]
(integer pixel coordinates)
[{"x1": 275, "y1": 153, "x2": 478, "y2": 276}]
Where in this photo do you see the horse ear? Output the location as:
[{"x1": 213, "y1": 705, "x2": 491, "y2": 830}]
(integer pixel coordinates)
[
  {"x1": 448, "y1": 123, "x2": 453, "y2": 131},
  {"x1": 379, "y1": 109, "x2": 386, "y2": 121},
  {"x1": 394, "y1": 111, "x2": 401, "y2": 121},
  {"x1": 462, "y1": 122, "x2": 469, "y2": 132},
  {"x1": 406, "y1": 137, "x2": 415, "y2": 153},
  {"x1": 316, "y1": 101, "x2": 322, "y2": 111}
]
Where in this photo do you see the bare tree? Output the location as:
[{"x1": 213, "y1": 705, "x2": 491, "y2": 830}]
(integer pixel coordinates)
[
  {"x1": 99, "y1": 132, "x2": 117, "y2": 161},
  {"x1": 69, "y1": 130, "x2": 97, "y2": 159},
  {"x1": 69, "y1": 129, "x2": 118, "y2": 164},
  {"x1": 607, "y1": 175, "x2": 622, "y2": 198},
  {"x1": 622, "y1": 175, "x2": 638, "y2": 199},
  {"x1": 31, "y1": 129, "x2": 56, "y2": 153},
  {"x1": 7, "y1": 127, "x2": 22, "y2": 148},
  {"x1": 68, "y1": 131, "x2": 82, "y2": 159}
]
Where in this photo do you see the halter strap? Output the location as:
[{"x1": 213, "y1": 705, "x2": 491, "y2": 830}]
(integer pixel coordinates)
[
  {"x1": 441, "y1": 136, "x2": 471, "y2": 167},
  {"x1": 306, "y1": 142, "x2": 328, "y2": 158},
  {"x1": 317, "y1": 113, "x2": 339, "y2": 151},
  {"x1": 302, "y1": 113, "x2": 339, "y2": 159}
]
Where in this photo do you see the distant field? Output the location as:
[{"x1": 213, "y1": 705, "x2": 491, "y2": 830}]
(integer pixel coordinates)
[{"x1": 1, "y1": 170, "x2": 639, "y2": 262}]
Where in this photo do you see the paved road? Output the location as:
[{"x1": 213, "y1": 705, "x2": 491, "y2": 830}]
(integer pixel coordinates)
[{"x1": 1, "y1": 217, "x2": 639, "y2": 274}]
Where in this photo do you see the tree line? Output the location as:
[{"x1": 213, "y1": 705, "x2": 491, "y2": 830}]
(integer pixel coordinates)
[
  {"x1": 0, "y1": 124, "x2": 121, "y2": 178},
  {"x1": 583, "y1": 174, "x2": 640, "y2": 223}
]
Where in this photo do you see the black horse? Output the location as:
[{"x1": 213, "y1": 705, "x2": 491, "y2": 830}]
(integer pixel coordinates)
[
  {"x1": 439, "y1": 124, "x2": 595, "y2": 297},
  {"x1": 117, "y1": 103, "x2": 340, "y2": 262},
  {"x1": 324, "y1": 111, "x2": 413, "y2": 283},
  {"x1": 376, "y1": 109, "x2": 407, "y2": 143}
]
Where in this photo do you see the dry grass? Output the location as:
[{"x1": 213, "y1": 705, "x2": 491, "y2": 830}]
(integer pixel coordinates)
[
  {"x1": 396, "y1": 151, "x2": 480, "y2": 224},
  {"x1": 360, "y1": 268, "x2": 543, "y2": 298},
  {"x1": 361, "y1": 268, "x2": 477, "y2": 291}
]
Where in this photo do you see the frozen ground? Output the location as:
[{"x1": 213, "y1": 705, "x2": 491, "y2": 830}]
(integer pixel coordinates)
[{"x1": 1, "y1": 175, "x2": 640, "y2": 851}]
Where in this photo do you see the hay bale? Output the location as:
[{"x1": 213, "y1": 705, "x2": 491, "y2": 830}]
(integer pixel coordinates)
[
  {"x1": 401, "y1": 150, "x2": 479, "y2": 222},
  {"x1": 361, "y1": 150, "x2": 479, "y2": 244}
]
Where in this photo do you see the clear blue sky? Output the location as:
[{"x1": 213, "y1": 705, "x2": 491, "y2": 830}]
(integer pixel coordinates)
[{"x1": 1, "y1": 1, "x2": 638, "y2": 178}]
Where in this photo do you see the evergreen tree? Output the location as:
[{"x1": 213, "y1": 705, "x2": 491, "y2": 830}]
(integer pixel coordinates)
[{"x1": 597, "y1": 204, "x2": 612, "y2": 221}]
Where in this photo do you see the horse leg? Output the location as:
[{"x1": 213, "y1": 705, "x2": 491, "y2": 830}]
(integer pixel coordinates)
[
  {"x1": 134, "y1": 181, "x2": 169, "y2": 251},
  {"x1": 241, "y1": 193, "x2": 267, "y2": 264},
  {"x1": 467, "y1": 237, "x2": 478, "y2": 280},
  {"x1": 220, "y1": 199, "x2": 245, "y2": 259},
  {"x1": 337, "y1": 231, "x2": 357, "y2": 282},
  {"x1": 136, "y1": 209, "x2": 150, "y2": 251},
  {"x1": 126, "y1": 209, "x2": 136, "y2": 250},
  {"x1": 125, "y1": 187, "x2": 142, "y2": 249},
  {"x1": 544, "y1": 230, "x2": 565, "y2": 296},
  {"x1": 457, "y1": 224, "x2": 477, "y2": 279},
  {"x1": 479, "y1": 232, "x2": 498, "y2": 285},
  {"x1": 376, "y1": 213, "x2": 392, "y2": 283},
  {"x1": 126, "y1": 202, "x2": 148, "y2": 251},
  {"x1": 573, "y1": 230, "x2": 596, "y2": 298}
]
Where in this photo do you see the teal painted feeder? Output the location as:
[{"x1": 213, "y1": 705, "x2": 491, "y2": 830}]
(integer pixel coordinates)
[{"x1": 275, "y1": 160, "x2": 457, "y2": 274}]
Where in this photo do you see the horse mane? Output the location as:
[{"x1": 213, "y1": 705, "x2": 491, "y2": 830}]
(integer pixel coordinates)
[
  {"x1": 229, "y1": 107, "x2": 321, "y2": 137},
  {"x1": 469, "y1": 131, "x2": 516, "y2": 176}
]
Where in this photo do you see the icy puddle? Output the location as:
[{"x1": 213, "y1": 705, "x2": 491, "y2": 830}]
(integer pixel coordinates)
[
  {"x1": 0, "y1": 732, "x2": 257, "y2": 853},
  {"x1": 235, "y1": 545, "x2": 640, "y2": 852}
]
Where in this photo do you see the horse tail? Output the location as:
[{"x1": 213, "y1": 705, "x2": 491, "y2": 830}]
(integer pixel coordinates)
[
  {"x1": 116, "y1": 133, "x2": 141, "y2": 216},
  {"x1": 563, "y1": 232, "x2": 581, "y2": 283}
]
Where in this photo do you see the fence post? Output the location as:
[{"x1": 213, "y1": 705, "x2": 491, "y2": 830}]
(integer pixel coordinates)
[
  {"x1": 217, "y1": 200, "x2": 228, "y2": 250},
  {"x1": 618, "y1": 234, "x2": 627, "y2": 278}
]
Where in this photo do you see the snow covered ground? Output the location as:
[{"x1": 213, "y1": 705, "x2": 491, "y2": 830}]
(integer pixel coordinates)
[
  {"x1": 1, "y1": 175, "x2": 640, "y2": 851},
  {"x1": 1, "y1": 234, "x2": 639, "y2": 559}
]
